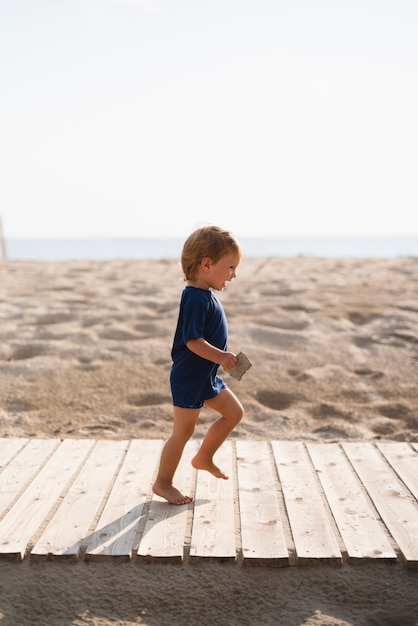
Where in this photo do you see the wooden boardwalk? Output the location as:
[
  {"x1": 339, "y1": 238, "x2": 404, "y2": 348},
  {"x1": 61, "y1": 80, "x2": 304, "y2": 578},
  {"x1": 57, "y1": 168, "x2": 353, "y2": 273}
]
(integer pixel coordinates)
[{"x1": 0, "y1": 438, "x2": 418, "y2": 567}]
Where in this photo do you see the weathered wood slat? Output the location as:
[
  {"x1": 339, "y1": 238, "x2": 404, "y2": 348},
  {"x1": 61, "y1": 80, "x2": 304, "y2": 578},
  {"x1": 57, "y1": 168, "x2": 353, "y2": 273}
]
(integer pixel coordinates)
[
  {"x1": 377, "y1": 442, "x2": 418, "y2": 501},
  {"x1": 272, "y1": 441, "x2": 342, "y2": 564},
  {"x1": 307, "y1": 443, "x2": 396, "y2": 562},
  {"x1": 0, "y1": 439, "x2": 60, "y2": 519},
  {"x1": 31, "y1": 440, "x2": 129, "y2": 560},
  {"x1": 137, "y1": 439, "x2": 198, "y2": 562},
  {"x1": 189, "y1": 441, "x2": 236, "y2": 560},
  {"x1": 31, "y1": 440, "x2": 98, "y2": 558},
  {"x1": 86, "y1": 439, "x2": 163, "y2": 560},
  {"x1": 0, "y1": 439, "x2": 90, "y2": 560},
  {"x1": 236, "y1": 440, "x2": 288, "y2": 565},
  {"x1": 0, "y1": 438, "x2": 28, "y2": 470},
  {"x1": 343, "y1": 442, "x2": 418, "y2": 567}
]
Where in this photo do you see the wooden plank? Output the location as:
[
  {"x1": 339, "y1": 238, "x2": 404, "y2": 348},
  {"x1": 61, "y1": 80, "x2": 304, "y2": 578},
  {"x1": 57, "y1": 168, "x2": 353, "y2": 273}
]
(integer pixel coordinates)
[
  {"x1": 0, "y1": 438, "x2": 28, "y2": 469},
  {"x1": 236, "y1": 440, "x2": 288, "y2": 565},
  {"x1": 31, "y1": 440, "x2": 128, "y2": 560},
  {"x1": 86, "y1": 439, "x2": 163, "y2": 560},
  {"x1": 0, "y1": 439, "x2": 91, "y2": 560},
  {"x1": 343, "y1": 442, "x2": 418, "y2": 567},
  {"x1": 189, "y1": 441, "x2": 236, "y2": 560},
  {"x1": 307, "y1": 443, "x2": 396, "y2": 562},
  {"x1": 377, "y1": 442, "x2": 418, "y2": 501},
  {"x1": 271, "y1": 441, "x2": 342, "y2": 564},
  {"x1": 137, "y1": 439, "x2": 198, "y2": 563},
  {"x1": 0, "y1": 438, "x2": 59, "y2": 518}
]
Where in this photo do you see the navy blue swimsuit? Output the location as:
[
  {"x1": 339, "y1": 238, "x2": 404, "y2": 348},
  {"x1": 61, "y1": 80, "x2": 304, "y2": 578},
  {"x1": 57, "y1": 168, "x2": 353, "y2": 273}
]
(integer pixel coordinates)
[{"x1": 170, "y1": 286, "x2": 227, "y2": 408}]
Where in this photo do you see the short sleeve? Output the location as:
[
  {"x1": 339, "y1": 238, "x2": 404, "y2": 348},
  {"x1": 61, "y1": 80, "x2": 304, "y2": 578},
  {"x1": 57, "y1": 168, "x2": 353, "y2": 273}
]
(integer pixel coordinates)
[{"x1": 181, "y1": 296, "x2": 208, "y2": 343}]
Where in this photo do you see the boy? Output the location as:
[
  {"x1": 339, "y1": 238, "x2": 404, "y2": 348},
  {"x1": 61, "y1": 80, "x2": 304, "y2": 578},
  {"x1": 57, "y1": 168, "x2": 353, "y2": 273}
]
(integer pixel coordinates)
[{"x1": 152, "y1": 225, "x2": 244, "y2": 504}]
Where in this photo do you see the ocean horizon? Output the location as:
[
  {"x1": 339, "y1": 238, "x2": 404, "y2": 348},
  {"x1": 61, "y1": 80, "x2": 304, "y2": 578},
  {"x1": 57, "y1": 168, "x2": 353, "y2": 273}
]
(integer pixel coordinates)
[{"x1": 2, "y1": 236, "x2": 417, "y2": 261}]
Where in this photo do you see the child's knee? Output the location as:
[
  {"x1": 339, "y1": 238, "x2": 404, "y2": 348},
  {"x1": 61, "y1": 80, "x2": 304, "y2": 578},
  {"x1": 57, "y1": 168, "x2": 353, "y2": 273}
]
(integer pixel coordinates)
[
  {"x1": 237, "y1": 405, "x2": 244, "y2": 423},
  {"x1": 175, "y1": 422, "x2": 196, "y2": 441},
  {"x1": 230, "y1": 402, "x2": 244, "y2": 425}
]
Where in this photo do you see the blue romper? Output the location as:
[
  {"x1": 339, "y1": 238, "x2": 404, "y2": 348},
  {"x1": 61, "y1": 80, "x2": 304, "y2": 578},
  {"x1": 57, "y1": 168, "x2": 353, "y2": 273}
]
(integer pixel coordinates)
[{"x1": 170, "y1": 286, "x2": 228, "y2": 408}]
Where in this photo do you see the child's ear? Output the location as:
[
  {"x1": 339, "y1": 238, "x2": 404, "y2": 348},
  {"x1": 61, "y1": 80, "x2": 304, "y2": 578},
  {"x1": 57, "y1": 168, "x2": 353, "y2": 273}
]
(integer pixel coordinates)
[{"x1": 201, "y1": 257, "x2": 212, "y2": 273}]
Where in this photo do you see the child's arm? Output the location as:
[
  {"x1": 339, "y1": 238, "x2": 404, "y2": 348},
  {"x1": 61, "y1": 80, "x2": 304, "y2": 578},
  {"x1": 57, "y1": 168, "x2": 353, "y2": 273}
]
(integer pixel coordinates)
[{"x1": 186, "y1": 338, "x2": 238, "y2": 371}]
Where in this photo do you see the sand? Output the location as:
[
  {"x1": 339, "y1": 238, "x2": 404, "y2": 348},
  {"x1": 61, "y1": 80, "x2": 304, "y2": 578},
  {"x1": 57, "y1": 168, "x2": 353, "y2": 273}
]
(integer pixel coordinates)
[{"x1": 0, "y1": 255, "x2": 417, "y2": 625}]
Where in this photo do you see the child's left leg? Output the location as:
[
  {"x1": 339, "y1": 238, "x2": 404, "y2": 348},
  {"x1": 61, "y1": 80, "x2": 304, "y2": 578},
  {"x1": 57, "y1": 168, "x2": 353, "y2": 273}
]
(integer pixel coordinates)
[{"x1": 192, "y1": 388, "x2": 243, "y2": 479}]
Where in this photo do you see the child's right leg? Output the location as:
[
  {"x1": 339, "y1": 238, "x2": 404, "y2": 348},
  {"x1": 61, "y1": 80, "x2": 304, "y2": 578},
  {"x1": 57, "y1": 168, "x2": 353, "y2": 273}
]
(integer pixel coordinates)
[
  {"x1": 152, "y1": 406, "x2": 200, "y2": 505},
  {"x1": 192, "y1": 388, "x2": 243, "y2": 479}
]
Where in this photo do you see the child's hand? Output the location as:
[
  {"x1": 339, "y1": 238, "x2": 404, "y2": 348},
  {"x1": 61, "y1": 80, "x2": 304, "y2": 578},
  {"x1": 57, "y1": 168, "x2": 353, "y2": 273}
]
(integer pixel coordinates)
[
  {"x1": 220, "y1": 351, "x2": 238, "y2": 371},
  {"x1": 228, "y1": 352, "x2": 252, "y2": 381}
]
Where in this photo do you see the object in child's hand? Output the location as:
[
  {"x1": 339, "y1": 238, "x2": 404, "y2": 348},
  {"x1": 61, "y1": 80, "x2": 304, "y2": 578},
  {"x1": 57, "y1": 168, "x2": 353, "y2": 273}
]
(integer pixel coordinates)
[{"x1": 228, "y1": 352, "x2": 252, "y2": 381}]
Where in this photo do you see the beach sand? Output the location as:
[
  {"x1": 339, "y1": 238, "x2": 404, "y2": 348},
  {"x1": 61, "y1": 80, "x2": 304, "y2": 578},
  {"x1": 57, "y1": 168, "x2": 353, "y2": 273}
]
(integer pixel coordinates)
[{"x1": 0, "y1": 256, "x2": 417, "y2": 625}]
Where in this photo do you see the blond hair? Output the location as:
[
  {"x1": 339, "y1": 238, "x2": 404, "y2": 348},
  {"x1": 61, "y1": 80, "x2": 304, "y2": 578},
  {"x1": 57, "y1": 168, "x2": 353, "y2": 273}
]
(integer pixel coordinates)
[{"x1": 181, "y1": 225, "x2": 241, "y2": 281}]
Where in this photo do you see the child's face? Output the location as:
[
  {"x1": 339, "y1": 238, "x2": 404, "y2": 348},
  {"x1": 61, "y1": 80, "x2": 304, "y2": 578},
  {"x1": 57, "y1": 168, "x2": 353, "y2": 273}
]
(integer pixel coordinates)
[{"x1": 205, "y1": 251, "x2": 241, "y2": 291}]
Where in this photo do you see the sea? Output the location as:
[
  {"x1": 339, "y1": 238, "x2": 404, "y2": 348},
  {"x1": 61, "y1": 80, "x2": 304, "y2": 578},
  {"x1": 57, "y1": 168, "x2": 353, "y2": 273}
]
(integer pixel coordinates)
[{"x1": 2, "y1": 237, "x2": 418, "y2": 261}]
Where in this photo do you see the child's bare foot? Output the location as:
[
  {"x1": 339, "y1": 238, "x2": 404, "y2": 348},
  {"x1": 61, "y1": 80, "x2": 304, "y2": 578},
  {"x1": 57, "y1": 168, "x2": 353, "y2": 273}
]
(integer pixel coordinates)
[
  {"x1": 152, "y1": 483, "x2": 193, "y2": 505},
  {"x1": 191, "y1": 455, "x2": 229, "y2": 479}
]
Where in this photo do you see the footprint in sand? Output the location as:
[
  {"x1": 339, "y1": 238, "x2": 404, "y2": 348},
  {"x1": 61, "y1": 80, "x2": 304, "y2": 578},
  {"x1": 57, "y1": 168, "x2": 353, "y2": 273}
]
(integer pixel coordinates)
[
  {"x1": 250, "y1": 326, "x2": 307, "y2": 349},
  {"x1": 98, "y1": 327, "x2": 142, "y2": 341},
  {"x1": 377, "y1": 403, "x2": 410, "y2": 419},
  {"x1": 311, "y1": 403, "x2": 348, "y2": 420},
  {"x1": 370, "y1": 417, "x2": 398, "y2": 436},
  {"x1": 127, "y1": 392, "x2": 171, "y2": 406},
  {"x1": 5, "y1": 397, "x2": 37, "y2": 412},
  {"x1": 10, "y1": 342, "x2": 51, "y2": 360},
  {"x1": 404, "y1": 415, "x2": 418, "y2": 429},
  {"x1": 348, "y1": 311, "x2": 379, "y2": 325},
  {"x1": 134, "y1": 322, "x2": 170, "y2": 337},
  {"x1": 312, "y1": 424, "x2": 354, "y2": 439},
  {"x1": 281, "y1": 303, "x2": 314, "y2": 313},
  {"x1": 81, "y1": 316, "x2": 105, "y2": 328},
  {"x1": 257, "y1": 314, "x2": 310, "y2": 332},
  {"x1": 33, "y1": 311, "x2": 74, "y2": 325},
  {"x1": 354, "y1": 368, "x2": 384, "y2": 379},
  {"x1": 256, "y1": 389, "x2": 301, "y2": 411}
]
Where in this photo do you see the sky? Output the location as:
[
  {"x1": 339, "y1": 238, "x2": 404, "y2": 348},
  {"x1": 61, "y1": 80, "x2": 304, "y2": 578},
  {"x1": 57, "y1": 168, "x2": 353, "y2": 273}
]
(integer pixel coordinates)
[{"x1": 1, "y1": 0, "x2": 417, "y2": 240}]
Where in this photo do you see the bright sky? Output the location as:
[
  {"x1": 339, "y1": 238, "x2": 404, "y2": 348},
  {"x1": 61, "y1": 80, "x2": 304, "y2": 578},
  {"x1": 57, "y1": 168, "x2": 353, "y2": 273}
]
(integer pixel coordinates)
[{"x1": 1, "y1": 0, "x2": 417, "y2": 239}]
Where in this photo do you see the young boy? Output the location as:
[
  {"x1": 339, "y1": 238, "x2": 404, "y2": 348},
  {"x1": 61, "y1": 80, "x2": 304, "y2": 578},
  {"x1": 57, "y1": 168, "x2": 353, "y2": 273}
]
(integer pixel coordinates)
[{"x1": 152, "y1": 225, "x2": 244, "y2": 504}]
